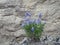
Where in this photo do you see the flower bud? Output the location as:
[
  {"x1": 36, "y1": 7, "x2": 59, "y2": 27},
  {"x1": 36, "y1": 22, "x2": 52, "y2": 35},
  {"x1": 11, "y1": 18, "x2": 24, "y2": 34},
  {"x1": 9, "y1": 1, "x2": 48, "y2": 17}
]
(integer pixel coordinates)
[
  {"x1": 31, "y1": 27, "x2": 34, "y2": 32},
  {"x1": 25, "y1": 12, "x2": 31, "y2": 17}
]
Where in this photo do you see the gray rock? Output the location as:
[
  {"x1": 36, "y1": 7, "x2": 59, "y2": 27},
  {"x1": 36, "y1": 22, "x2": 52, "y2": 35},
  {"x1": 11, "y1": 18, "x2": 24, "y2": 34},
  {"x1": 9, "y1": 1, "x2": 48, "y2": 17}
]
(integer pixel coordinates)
[
  {"x1": 47, "y1": 42, "x2": 55, "y2": 45},
  {"x1": 13, "y1": 29, "x2": 26, "y2": 37},
  {"x1": 47, "y1": 36, "x2": 53, "y2": 42},
  {"x1": 28, "y1": 42, "x2": 47, "y2": 45},
  {"x1": 0, "y1": 41, "x2": 10, "y2": 45},
  {"x1": 0, "y1": 8, "x2": 15, "y2": 16},
  {"x1": 19, "y1": 37, "x2": 28, "y2": 45},
  {"x1": 54, "y1": 42, "x2": 60, "y2": 45},
  {"x1": 0, "y1": 0, "x2": 60, "y2": 45}
]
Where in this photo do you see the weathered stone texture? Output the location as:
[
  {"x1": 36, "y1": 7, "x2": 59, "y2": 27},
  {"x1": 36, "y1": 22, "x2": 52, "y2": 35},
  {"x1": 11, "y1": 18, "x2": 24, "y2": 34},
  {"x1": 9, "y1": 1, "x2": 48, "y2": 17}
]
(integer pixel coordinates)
[{"x1": 0, "y1": 0, "x2": 60, "y2": 45}]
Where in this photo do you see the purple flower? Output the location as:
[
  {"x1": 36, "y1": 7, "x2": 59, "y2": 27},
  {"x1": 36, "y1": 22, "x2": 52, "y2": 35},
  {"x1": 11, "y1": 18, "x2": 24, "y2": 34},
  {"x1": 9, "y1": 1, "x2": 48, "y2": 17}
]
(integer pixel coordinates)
[
  {"x1": 21, "y1": 23, "x2": 25, "y2": 27},
  {"x1": 24, "y1": 18, "x2": 30, "y2": 21},
  {"x1": 24, "y1": 19, "x2": 31, "y2": 25},
  {"x1": 35, "y1": 18, "x2": 41, "y2": 24},
  {"x1": 38, "y1": 13, "x2": 42, "y2": 18},
  {"x1": 31, "y1": 27, "x2": 34, "y2": 32},
  {"x1": 24, "y1": 12, "x2": 31, "y2": 22},
  {"x1": 25, "y1": 12, "x2": 31, "y2": 17},
  {"x1": 26, "y1": 21, "x2": 30, "y2": 25},
  {"x1": 24, "y1": 19, "x2": 35, "y2": 25},
  {"x1": 30, "y1": 19, "x2": 35, "y2": 23}
]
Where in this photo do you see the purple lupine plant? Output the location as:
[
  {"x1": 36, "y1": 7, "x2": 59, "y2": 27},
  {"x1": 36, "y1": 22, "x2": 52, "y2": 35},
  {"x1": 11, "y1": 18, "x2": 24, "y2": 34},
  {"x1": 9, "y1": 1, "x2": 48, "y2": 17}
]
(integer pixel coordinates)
[{"x1": 21, "y1": 12, "x2": 46, "y2": 42}]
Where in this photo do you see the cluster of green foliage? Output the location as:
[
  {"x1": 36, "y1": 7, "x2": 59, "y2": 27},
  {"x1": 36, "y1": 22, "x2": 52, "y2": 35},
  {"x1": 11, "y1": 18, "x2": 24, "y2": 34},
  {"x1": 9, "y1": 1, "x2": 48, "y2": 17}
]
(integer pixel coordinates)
[{"x1": 23, "y1": 22, "x2": 44, "y2": 39}]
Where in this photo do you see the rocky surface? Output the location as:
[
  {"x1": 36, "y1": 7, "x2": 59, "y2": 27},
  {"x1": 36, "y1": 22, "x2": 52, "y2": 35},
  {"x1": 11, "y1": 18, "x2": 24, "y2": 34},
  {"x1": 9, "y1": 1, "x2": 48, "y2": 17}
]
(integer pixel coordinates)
[{"x1": 0, "y1": 0, "x2": 60, "y2": 45}]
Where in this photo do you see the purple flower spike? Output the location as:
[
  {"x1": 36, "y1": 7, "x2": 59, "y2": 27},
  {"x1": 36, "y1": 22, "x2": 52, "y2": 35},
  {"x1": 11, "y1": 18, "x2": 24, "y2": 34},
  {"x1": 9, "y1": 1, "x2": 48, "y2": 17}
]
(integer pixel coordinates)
[
  {"x1": 38, "y1": 13, "x2": 42, "y2": 18},
  {"x1": 31, "y1": 27, "x2": 34, "y2": 32},
  {"x1": 35, "y1": 19, "x2": 41, "y2": 24},
  {"x1": 30, "y1": 19, "x2": 35, "y2": 23},
  {"x1": 26, "y1": 21, "x2": 30, "y2": 25},
  {"x1": 24, "y1": 18, "x2": 30, "y2": 21},
  {"x1": 25, "y1": 12, "x2": 31, "y2": 17}
]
